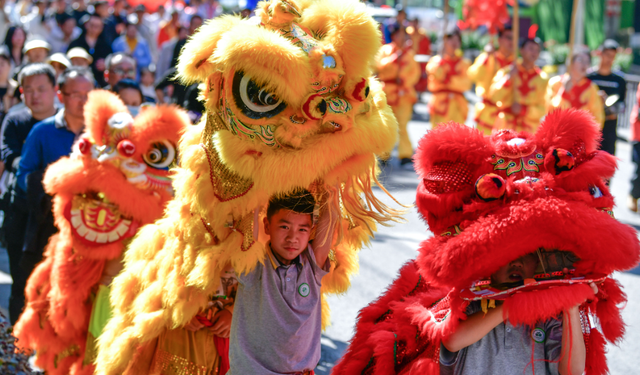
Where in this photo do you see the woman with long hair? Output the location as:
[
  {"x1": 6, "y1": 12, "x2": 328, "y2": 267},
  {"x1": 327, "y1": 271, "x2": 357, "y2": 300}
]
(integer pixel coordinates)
[{"x1": 3, "y1": 25, "x2": 26, "y2": 69}]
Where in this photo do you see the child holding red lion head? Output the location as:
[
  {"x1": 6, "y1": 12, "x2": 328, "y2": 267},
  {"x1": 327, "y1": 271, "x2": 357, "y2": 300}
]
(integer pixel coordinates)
[{"x1": 441, "y1": 252, "x2": 597, "y2": 375}]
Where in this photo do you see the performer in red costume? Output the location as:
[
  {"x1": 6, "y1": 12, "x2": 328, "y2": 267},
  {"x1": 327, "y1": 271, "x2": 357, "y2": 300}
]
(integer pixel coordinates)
[
  {"x1": 547, "y1": 51, "x2": 604, "y2": 127},
  {"x1": 333, "y1": 109, "x2": 640, "y2": 374}
]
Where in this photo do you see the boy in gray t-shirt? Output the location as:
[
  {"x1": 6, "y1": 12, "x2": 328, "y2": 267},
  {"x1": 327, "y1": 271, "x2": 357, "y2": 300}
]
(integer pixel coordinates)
[
  {"x1": 228, "y1": 190, "x2": 337, "y2": 375},
  {"x1": 440, "y1": 253, "x2": 597, "y2": 375}
]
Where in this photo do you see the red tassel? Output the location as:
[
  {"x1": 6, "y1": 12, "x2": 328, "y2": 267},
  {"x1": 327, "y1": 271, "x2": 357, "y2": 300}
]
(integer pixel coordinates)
[{"x1": 585, "y1": 330, "x2": 608, "y2": 375}]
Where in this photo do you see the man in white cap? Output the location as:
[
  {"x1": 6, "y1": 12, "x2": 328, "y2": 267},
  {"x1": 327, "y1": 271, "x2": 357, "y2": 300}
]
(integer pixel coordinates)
[
  {"x1": 24, "y1": 40, "x2": 51, "y2": 64},
  {"x1": 66, "y1": 47, "x2": 92, "y2": 67},
  {"x1": 47, "y1": 52, "x2": 71, "y2": 79}
]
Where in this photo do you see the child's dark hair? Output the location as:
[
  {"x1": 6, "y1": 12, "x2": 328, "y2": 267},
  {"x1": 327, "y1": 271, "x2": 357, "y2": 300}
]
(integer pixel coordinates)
[
  {"x1": 267, "y1": 189, "x2": 315, "y2": 220},
  {"x1": 113, "y1": 78, "x2": 144, "y2": 102},
  {"x1": 141, "y1": 66, "x2": 155, "y2": 76}
]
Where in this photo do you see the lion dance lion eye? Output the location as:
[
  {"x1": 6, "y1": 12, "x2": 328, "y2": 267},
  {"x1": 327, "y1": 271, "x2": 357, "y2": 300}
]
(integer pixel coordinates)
[
  {"x1": 232, "y1": 71, "x2": 287, "y2": 119},
  {"x1": 589, "y1": 186, "x2": 603, "y2": 198},
  {"x1": 143, "y1": 140, "x2": 176, "y2": 169}
]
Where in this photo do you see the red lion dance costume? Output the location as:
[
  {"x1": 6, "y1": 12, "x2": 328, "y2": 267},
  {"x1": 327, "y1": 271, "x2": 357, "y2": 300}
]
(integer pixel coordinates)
[
  {"x1": 13, "y1": 90, "x2": 188, "y2": 375},
  {"x1": 333, "y1": 109, "x2": 640, "y2": 374}
]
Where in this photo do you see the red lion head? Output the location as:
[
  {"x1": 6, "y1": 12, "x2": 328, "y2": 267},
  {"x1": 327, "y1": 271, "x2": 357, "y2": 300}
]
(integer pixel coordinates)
[{"x1": 335, "y1": 109, "x2": 639, "y2": 375}]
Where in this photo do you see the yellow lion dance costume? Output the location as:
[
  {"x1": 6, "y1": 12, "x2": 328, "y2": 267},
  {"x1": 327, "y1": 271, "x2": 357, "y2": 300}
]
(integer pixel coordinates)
[{"x1": 95, "y1": 0, "x2": 401, "y2": 373}]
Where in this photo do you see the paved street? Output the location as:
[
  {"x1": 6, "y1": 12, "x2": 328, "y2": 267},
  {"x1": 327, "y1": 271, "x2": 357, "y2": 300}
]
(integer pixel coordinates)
[{"x1": 0, "y1": 100, "x2": 639, "y2": 373}]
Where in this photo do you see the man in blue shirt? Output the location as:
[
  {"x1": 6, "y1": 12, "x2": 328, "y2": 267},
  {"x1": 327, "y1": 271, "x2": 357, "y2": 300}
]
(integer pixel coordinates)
[
  {"x1": 111, "y1": 15, "x2": 152, "y2": 74},
  {"x1": 17, "y1": 66, "x2": 94, "y2": 284}
]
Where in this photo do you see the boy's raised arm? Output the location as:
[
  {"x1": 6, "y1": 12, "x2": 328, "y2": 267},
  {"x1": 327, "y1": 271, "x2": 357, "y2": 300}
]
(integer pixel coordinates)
[
  {"x1": 442, "y1": 304, "x2": 506, "y2": 353},
  {"x1": 558, "y1": 282, "x2": 596, "y2": 375},
  {"x1": 558, "y1": 306, "x2": 586, "y2": 375},
  {"x1": 311, "y1": 196, "x2": 339, "y2": 267}
]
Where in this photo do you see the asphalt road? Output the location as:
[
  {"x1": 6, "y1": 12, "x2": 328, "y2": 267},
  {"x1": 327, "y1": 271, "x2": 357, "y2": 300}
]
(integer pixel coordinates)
[{"x1": 0, "y1": 101, "x2": 638, "y2": 374}]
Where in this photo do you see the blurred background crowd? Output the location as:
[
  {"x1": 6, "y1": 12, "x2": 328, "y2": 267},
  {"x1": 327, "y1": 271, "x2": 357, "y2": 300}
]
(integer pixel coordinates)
[{"x1": 0, "y1": 0, "x2": 637, "y2": 343}]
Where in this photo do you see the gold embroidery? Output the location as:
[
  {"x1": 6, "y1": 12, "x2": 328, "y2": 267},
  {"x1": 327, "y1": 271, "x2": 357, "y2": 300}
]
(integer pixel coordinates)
[
  {"x1": 83, "y1": 331, "x2": 98, "y2": 365},
  {"x1": 54, "y1": 344, "x2": 80, "y2": 368},
  {"x1": 234, "y1": 211, "x2": 256, "y2": 251},
  {"x1": 200, "y1": 114, "x2": 253, "y2": 202},
  {"x1": 151, "y1": 349, "x2": 214, "y2": 375}
]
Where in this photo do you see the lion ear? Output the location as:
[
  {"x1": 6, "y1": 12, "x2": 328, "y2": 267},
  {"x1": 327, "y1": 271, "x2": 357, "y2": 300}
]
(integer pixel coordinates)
[
  {"x1": 536, "y1": 108, "x2": 601, "y2": 155},
  {"x1": 83, "y1": 90, "x2": 128, "y2": 145},
  {"x1": 177, "y1": 15, "x2": 243, "y2": 85}
]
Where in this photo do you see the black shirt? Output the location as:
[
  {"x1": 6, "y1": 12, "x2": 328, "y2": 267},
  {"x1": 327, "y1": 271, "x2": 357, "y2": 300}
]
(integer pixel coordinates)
[
  {"x1": 155, "y1": 68, "x2": 187, "y2": 107},
  {"x1": 587, "y1": 70, "x2": 627, "y2": 118},
  {"x1": 68, "y1": 33, "x2": 113, "y2": 88},
  {"x1": 0, "y1": 108, "x2": 42, "y2": 172}
]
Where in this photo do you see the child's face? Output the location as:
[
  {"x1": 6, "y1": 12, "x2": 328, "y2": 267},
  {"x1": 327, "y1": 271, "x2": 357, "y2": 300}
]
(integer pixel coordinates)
[
  {"x1": 264, "y1": 209, "x2": 312, "y2": 265},
  {"x1": 141, "y1": 71, "x2": 154, "y2": 86},
  {"x1": 491, "y1": 253, "x2": 539, "y2": 285},
  {"x1": 118, "y1": 88, "x2": 142, "y2": 107}
]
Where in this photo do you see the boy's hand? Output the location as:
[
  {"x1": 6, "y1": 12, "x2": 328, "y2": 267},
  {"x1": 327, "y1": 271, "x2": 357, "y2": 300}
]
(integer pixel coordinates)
[
  {"x1": 568, "y1": 282, "x2": 598, "y2": 313},
  {"x1": 313, "y1": 186, "x2": 341, "y2": 267},
  {"x1": 584, "y1": 282, "x2": 598, "y2": 303},
  {"x1": 184, "y1": 315, "x2": 205, "y2": 332},
  {"x1": 208, "y1": 309, "x2": 232, "y2": 338}
]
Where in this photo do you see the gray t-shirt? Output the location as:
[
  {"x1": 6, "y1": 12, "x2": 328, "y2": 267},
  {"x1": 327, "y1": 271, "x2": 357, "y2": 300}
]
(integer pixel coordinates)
[
  {"x1": 228, "y1": 244, "x2": 330, "y2": 375},
  {"x1": 440, "y1": 301, "x2": 562, "y2": 375}
]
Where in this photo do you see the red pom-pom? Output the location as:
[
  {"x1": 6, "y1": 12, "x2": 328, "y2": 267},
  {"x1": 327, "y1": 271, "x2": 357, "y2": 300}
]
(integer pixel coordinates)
[
  {"x1": 351, "y1": 78, "x2": 369, "y2": 102},
  {"x1": 475, "y1": 173, "x2": 506, "y2": 201},
  {"x1": 545, "y1": 148, "x2": 575, "y2": 175},
  {"x1": 77, "y1": 138, "x2": 91, "y2": 155},
  {"x1": 302, "y1": 94, "x2": 327, "y2": 120},
  {"x1": 117, "y1": 139, "x2": 136, "y2": 157}
]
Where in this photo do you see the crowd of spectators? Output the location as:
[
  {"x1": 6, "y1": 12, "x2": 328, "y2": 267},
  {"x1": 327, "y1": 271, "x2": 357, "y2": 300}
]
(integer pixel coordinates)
[{"x1": 0, "y1": 0, "x2": 233, "y2": 324}]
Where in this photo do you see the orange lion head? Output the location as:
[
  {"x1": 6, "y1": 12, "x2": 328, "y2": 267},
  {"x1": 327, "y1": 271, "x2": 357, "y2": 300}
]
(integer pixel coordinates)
[{"x1": 43, "y1": 90, "x2": 189, "y2": 259}]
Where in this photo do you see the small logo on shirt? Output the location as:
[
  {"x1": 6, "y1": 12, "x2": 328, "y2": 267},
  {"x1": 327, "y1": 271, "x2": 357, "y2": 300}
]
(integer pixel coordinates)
[
  {"x1": 298, "y1": 283, "x2": 310, "y2": 297},
  {"x1": 531, "y1": 327, "x2": 546, "y2": 343}
]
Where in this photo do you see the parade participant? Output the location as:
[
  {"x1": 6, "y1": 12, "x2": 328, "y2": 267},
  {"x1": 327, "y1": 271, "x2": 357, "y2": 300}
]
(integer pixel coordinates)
[
  {"x1": 333, "y1": 109, "x2": 640, "y2": 374},
  {"x1": 468, "y1": 25, "x2": 514, "y2": 134},
  {"x1": 588, "y1": 39, "x2": 626, "y2": 156},
  {"x1": 13, "y1": 90, "x2": 189, "y2": 375},
  {"x1": 229, "y1": 190, "x2": 337, "y2": 374},
  {"x1": 629, "y1": 84, "x2": 640, "y2": 212},
  {"x1": 489, "y1": 36, "x2": 548, "y2": 132},
  {"x1": 546, "y1": 52, "x2": 604, "y2": 127},
  {"x1": 145, "y1": 264, "x2": 237, "y2": 375},
  {"x1": 406, "y1": 17, "x2": 431, "y2": 93},
  {"x1": 376, "y1": 25, "x2": 420, "y2": 165},
  {"x1": 94, "y1": 1, "x2": 403, "y2": 373},
  {"x1": 426, "y1": 30, "x2": 471, "y2": 128},
  {"x1": 440, "y1": 253, "x2": 595, "y2": 375}
]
